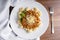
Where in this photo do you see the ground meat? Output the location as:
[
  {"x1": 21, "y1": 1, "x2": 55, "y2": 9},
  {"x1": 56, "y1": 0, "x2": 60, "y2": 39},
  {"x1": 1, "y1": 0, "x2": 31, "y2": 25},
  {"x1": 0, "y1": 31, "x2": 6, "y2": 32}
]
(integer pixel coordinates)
[{"x1": 21, "y1": 10, "x2": 40, "y2": 31}]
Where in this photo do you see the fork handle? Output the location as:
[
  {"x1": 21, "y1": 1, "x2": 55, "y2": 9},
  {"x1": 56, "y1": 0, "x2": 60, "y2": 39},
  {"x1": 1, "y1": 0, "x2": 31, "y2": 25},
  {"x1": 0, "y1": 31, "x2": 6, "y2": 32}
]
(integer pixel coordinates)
[{"x1": 51, "y1": 15, "x2": 54, "y2": 34}]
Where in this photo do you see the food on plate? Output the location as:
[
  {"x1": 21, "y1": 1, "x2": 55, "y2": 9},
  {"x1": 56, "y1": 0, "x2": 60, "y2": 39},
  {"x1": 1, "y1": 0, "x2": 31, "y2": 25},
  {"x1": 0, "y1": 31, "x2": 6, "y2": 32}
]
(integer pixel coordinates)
[{"x1": 17, "y1": 7, "x2": 41, "y2": 32}]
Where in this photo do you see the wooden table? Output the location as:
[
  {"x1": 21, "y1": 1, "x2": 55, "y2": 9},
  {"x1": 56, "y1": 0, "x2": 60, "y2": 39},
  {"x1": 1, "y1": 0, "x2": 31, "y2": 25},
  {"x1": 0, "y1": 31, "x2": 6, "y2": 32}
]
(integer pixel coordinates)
[{"x1": 36, "y1": 0, "x2": 60, "y2": 40}]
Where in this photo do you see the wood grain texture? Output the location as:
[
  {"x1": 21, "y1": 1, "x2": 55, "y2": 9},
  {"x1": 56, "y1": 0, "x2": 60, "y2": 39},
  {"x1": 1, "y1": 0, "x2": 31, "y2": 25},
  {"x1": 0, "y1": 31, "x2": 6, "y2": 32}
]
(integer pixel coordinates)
[{"x1": 36, "y1": 0, "x2": 60, "y2": 40}]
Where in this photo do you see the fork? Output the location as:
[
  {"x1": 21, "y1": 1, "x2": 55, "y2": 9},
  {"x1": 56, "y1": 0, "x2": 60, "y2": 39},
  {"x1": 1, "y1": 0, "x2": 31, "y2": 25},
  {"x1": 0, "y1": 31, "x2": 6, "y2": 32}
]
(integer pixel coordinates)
[{"x1": 49, "y1": 7, "x2": 54, "y2": 34}]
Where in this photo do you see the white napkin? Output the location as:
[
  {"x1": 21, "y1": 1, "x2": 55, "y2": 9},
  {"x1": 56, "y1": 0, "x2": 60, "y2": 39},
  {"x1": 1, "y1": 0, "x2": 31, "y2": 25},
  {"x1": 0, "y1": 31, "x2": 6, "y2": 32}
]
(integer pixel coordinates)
[
  {"x1": 0, "y1": 8, "x2": 9, "y2": 31},
  {"x1": 0, "y1": 19, "x2": 8, "y2": 31},
  {"x1": 0, "y1": 22, "x2": 12, "y2": 40},
  {"x1": 6, "y1": 32, "x2": 24, "y2": 40},
  {"x1": 0, "y1": 0, "x2": 7, "y2": 13}
]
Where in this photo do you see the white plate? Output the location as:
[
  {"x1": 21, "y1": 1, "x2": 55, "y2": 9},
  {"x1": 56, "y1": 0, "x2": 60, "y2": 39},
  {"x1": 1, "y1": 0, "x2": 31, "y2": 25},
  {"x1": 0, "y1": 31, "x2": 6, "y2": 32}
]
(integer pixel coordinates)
[{"x1": 10, "y1": 1, "x2": 49, "y2": 39}]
